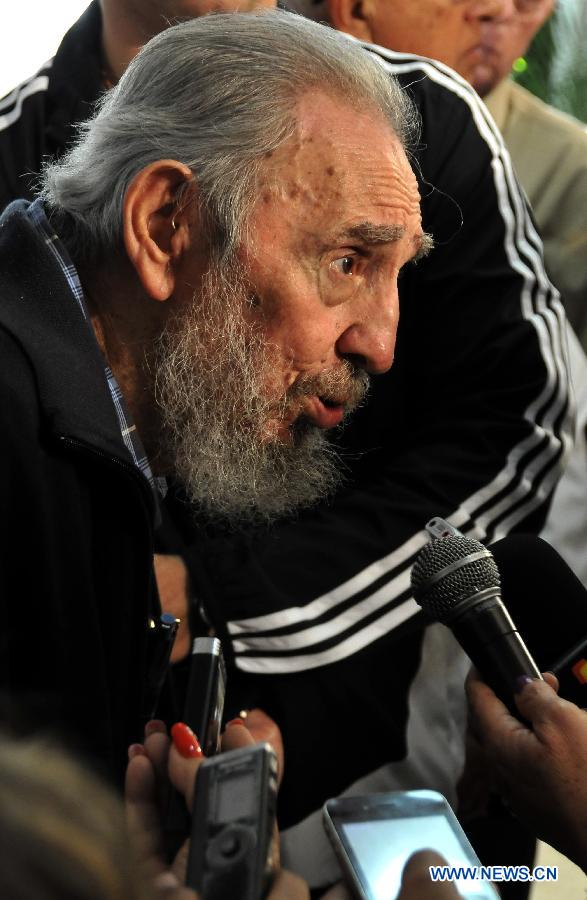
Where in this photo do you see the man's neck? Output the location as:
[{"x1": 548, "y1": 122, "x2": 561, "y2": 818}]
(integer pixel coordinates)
[
  {"x1": 100, "y1": 0, "x2": 172, "y2": 84},
  {"x1": 80, "y1": 262, "x2": 167, "y2": 469}
]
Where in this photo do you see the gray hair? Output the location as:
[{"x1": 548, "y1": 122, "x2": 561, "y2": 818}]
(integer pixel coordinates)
[{"x1": 42, "y1": 9, "x2": 417, "y2": 264}]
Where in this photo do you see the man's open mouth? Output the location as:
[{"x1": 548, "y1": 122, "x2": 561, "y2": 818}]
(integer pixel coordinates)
[{"x1": 305, "y1": 395, "x2": 346, "y2": 429}]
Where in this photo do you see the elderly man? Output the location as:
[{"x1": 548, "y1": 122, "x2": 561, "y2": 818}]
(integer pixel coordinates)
[
  {"x1": 0, "y1": 10, "x2": 424, "y2": 779},
  {"x1": 462, "y1": 0, "x2": 587, "y2": 348},
  {"x1": 0, "y1": 0, "x2": 573, "y2": 891}
]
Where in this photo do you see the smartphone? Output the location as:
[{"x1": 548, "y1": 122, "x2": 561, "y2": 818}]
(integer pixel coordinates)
[
  {"x1": 186, "y1": 742, "x2": 278, "y2": 900},
  {"x1": 323, "y1": 790, "x2": 497, "y2": 900}
]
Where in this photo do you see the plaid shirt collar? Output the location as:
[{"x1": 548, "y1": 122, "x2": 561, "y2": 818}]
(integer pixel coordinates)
[{"x1": 26, "y1": 199, "x2": 166, "y2": 507}]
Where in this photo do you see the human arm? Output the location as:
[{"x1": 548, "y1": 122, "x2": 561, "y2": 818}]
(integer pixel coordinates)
[
  {"x1": 125, "y1": 715, "x2": 308, "y2": 899},
  {"x1": 466, "y1": 671, "x2": 587, "y2": 872},
  {"x1": 153, "y1": 553, "x2": 192, "y2": 663}
]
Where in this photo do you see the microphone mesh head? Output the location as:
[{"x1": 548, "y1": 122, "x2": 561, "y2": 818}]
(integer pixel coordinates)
[{"x1": 411, "y1": 535, "x2": 500, "y2": 623}]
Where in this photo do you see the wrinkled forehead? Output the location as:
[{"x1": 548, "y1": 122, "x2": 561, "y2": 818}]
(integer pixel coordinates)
[{"x1": 259, "y1": 88, "x2": 419, "y2": 205}]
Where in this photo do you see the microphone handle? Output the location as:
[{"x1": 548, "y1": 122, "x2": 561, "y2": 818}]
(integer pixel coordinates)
[{"x1": 451, "y1": 595, "x2": 542, "y2": 708}]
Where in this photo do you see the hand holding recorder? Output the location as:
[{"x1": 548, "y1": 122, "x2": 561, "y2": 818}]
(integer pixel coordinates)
[{"x1": 125, "y1": 715, "x2": 309, "y2": 900}]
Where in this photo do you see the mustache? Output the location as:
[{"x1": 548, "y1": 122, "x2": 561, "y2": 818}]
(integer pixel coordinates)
[{"x1": 287, "y1": 362, "x2": 370, "y2": 413}]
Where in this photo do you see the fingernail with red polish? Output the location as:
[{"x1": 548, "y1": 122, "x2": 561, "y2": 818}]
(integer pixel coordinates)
[
  {"x1": 145, "y1": 719, "x2": 167, "y2": 736},
  {"x1": 226, "y1": 717, "x2": 246, "y2": 728},
  {"x1": 171, "y1": 722, "x2": 203, "y2": 758},
  {"x1": 128, "y1": 743, "x2": 146, "y2": 759}
]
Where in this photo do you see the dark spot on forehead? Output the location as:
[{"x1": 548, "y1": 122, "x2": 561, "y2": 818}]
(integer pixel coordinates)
[
  {"x1": 326, "y1": 166, "x2": 335, "y2": 176},
  {"x1": 264, "y1": 149, "x2": 274, "y2": 158}
]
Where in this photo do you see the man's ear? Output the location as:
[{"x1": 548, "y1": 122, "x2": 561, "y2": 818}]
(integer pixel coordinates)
[
  {"x1": 327, "y1": 0, "x2": 376, "y2": 41},
  {"x1": 123, "y1": 160, "x2": 196, "y2": 302}
]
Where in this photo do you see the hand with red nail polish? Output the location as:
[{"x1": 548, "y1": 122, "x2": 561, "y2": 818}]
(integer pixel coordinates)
[
  {"x1": 126, "y1": 712, "x2": 309, "y2": 899},
  {"x1": 128, "y1": 743, "x2": 146, "y2": 760},
  {"x1": 145, "y1": 718, "x2": 167, "y2": 737},
  {"x1": 125, "y1": 720, "x2": 200, "y2": 898},
  {"x1": 225, "y1": 716, "x2": 246, "y2": 728},
  {"x1": 171, "y1": 722, "x2": 204, "y2": 759},
  {"x1": 167, "y1": 724, "x2": 207, "y2": 815},
  {"x1": 223, "y1": 708, "x2": 285, "y2": 786}
]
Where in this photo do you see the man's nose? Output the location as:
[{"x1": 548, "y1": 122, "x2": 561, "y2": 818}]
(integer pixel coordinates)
[
  {"x1": 335, "y1": 290, "x2": 399, "y2": 375},
  {"x1": 468, "y1": 0, "x2": 517, "y2": 21}
]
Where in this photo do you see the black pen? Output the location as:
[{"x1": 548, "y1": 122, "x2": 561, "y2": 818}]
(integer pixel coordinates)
[{"x1": 144, "y1": 612, "x2": 180, "y2": 720}]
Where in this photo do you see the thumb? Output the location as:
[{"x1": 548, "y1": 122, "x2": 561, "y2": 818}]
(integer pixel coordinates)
[
  {"x1": 513, "y1": 676, "x2": 561, "y2": 727},
  {"x1": 221, "y1": 719, "x2": 257, "y2": 753},
  {"x1": 399, "y1": 851, "x2": 461, "y2": 899}
]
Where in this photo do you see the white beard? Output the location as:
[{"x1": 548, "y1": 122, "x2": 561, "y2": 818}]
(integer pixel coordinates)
[{"x1": 152, "y1": 264, "x2": 368, "y2": 526}]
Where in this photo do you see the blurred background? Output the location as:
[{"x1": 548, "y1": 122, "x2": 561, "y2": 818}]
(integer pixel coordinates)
[
  {"x1": 514, "y1": 0, "x2": 587, "y2": 122},
  {"x1": 1, "y1": 1, "x2": 90, "y2": 97}
]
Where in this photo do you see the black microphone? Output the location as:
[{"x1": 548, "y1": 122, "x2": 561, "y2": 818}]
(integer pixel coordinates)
[
  {"x1": 488, "y1": 534, "x2": 587, "y2": 708},
  {"x1": 410, "y1": 535, "x2": 542, "y2": 706}
]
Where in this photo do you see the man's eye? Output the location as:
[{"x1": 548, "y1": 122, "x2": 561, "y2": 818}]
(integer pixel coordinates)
[{"x1": 332, "y1": 256, "x2": 355, "y2": 276}]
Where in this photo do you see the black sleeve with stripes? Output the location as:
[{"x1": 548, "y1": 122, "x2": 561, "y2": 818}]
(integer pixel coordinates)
[{"x1": 190, "y1": 54, "x2": 573, "y2": 685}]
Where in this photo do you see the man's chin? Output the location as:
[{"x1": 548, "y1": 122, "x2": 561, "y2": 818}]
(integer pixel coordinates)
[
  {"x1": 290, "y1": 414, "x2": 321, "y2": 446},
  {"x1": 260, "y1": 413, "x2": 319, "y2": 447},
  {"x1": 173, "y1": 424, "x2": 342, "y2": 529}
]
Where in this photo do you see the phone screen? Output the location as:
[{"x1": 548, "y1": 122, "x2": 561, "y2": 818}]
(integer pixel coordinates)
[{"x1": 341, "y1": 813, "x2": 495, "y2": 899}]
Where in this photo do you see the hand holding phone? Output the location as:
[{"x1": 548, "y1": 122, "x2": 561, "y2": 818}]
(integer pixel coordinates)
[{"x1": 323, "y1": 790, "x2": 496, "y2": 900}]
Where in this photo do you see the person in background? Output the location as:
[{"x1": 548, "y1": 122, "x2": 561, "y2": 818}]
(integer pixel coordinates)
[
  {"x1": 288, "y1": 0, "x2": 518, "y2": 76},
  {"x1": 287, "y1": 1, "x2": 587, "y2": 349},
  {"x1": 460, "y1": 0, "x2": 587, "y2": 350},
  {"x1": 0, "y1": 734, "x2": 150, "y2": 900},
  {"x1": 0, "y1": 717, "x2": 308, "y2": 899},
  {"x1": 0, "y1": 0, "x2": 274, "y2": 211},
  {"x1": 450, "y1": 0, "x2": 587, "y2": 590}
]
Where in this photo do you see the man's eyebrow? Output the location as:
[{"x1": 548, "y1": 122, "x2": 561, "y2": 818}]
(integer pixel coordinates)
[
  {"x1": 413, "y1": 231, "x2": 435, "y2": 262},
  {"x1": 345, "y1": 222, "x2": 405, "y2": 244},
  {"x1": 343, "y1": 222, "x2": 434, "y2": 262}
]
